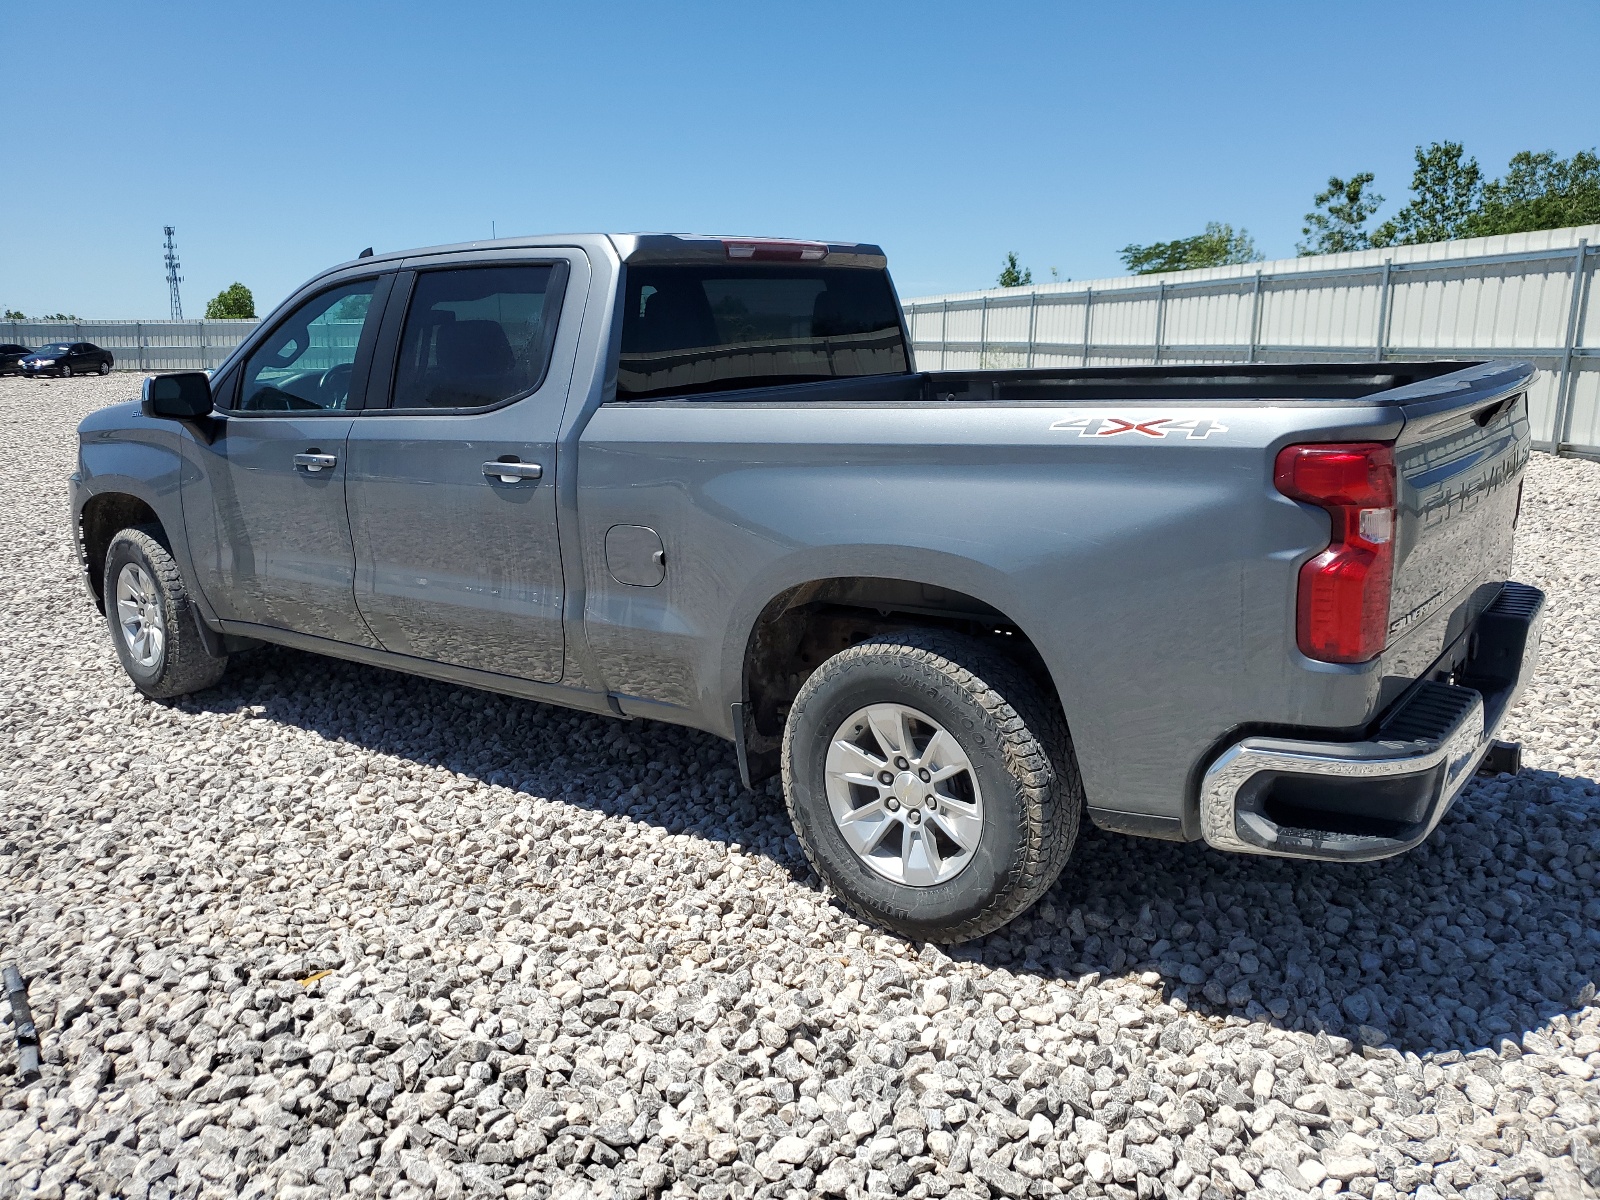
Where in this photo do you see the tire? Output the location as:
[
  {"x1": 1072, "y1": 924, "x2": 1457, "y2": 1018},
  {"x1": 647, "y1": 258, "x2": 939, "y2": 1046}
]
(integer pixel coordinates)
[
  {"x1": 782, "y1": 630, "x2": 1082, "y2": 943},
  {"x1": 103, "y1": 525, "x2": 228, "y2": 698},
  {"x1": 97, "y1": 360, "x2": 111, "y2": 375},
  {"x1": 60, "y1": 363, "x2": 72, "y2": 377}
]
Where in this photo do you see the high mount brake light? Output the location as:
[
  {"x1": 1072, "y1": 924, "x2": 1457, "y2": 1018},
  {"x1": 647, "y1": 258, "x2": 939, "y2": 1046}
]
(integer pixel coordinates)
[
  {"x1": 1274, "y1": 442, "x2": 1397, "y2": 664},
  {"x1": 723, "y1": 239, "x2": 829, "y2": 263}
]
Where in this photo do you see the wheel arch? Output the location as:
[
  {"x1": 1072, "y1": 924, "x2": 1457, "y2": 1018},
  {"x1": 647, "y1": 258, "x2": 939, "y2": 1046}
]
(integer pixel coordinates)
[
  {"x1": 728, "y1": 564, "x2": 1070, "y2": 779},
  {"x1": 78, "y1": 491, "x2": 166, "y2": 610}
]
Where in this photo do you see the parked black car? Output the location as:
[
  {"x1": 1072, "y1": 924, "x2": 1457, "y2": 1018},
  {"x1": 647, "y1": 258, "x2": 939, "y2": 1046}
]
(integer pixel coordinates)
[
  {"x1": 0, "y1": 344, "x2": 32, "y2": 375},
  {"x1": 21, "y1": 342, "x2": 113, "y2": 377}
]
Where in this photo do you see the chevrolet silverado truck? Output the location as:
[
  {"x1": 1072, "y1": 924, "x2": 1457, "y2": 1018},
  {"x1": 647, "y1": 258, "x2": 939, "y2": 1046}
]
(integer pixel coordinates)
[{"x1": 71, "y1": 233, "x2": 1544, "y2": 942}]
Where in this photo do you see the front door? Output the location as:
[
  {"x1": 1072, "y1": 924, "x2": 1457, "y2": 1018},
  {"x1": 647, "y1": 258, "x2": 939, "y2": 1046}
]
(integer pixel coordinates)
[
  {"x1": 182, "y1": 275, "x2": 390, "y2": 645},
  {"x1": 345, "y1": 258, "x2": 577, "y2": 682}
]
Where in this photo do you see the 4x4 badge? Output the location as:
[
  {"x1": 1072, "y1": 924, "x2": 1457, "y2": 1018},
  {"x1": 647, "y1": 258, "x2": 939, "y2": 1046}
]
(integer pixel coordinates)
[{"x1": 1049, "y1": 416, "x2": 1229, "y2": 440}]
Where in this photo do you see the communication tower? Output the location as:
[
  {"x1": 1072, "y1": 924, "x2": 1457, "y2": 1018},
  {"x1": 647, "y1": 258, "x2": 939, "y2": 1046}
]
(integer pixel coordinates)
[{"x1": 163, "y1": 226, "x2": 184, "y2": 320}]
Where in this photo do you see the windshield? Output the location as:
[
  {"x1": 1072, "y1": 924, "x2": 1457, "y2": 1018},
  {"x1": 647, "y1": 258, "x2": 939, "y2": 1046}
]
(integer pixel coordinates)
[{"x1": 37, "y1": 343, "x2": 72, "y2": 354}]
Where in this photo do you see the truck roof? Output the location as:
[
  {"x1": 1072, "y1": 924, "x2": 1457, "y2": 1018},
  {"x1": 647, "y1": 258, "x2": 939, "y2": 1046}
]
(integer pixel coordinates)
[{"x1": 318, "y1": 233, "x2": 888, "y2": 280}]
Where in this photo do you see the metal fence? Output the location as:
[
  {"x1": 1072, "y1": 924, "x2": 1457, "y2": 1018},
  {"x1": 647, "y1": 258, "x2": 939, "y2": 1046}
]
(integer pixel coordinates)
[
  {"x1": 903, "y1": 224, "x2": 1600, "y2": 456},
  {"x1": 1, "y1": 319, "x2": 258, "y2": 372}
]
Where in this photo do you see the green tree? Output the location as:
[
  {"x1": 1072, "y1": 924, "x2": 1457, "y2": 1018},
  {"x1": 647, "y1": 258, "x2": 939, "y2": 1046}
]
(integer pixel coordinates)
[
  {"x1": 328, "y1": 294, "x2": 371, "y2": 323},
  {"x1": 1120, "y1": 222, "x2": 1263, "y2": 274},
  {"x1": 997, "y1": 252, "x2": 1033, "y2": 287},
  {"x1": 1299, "y1": 173, "x2": 1383, "y2": 255},
  {"x1": 3, "y1": 309, "x2": 23, "y2": 320},
  {"x1": 204, "y1": 282, "x2": 257, "y2": 320},
  {"x1": 1371, "y1": 141, "x2": 1482, "y2": 247},
  {"x1": 1470, "y1": 149, "x2": 1600, "y2": 236},
  {"x1": 39, "y1": 312, "x2": 79, "y2": 321}
]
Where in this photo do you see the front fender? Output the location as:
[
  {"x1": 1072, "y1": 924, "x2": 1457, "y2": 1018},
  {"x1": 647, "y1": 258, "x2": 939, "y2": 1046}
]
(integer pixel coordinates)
[{"x1": 74, "y1": 402, "x2": 208, "y2": 618}]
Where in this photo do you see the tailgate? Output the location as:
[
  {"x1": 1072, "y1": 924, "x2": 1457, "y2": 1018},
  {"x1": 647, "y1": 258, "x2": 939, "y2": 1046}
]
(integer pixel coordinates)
[{"x1": 1383, "y1": 363, "x2": 1534, "y2": 679}]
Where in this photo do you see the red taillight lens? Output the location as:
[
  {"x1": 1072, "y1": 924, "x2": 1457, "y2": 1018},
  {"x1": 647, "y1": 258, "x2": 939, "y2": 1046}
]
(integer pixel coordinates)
[{"x1": 1274, "y1": 442, "x2": 1397, "y2": 664}]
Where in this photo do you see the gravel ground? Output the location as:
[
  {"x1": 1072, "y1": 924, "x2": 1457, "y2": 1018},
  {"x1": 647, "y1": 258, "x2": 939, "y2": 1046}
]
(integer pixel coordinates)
[{"x1": 2, "y1": 374, "x2": 1597, "y2": 1200}]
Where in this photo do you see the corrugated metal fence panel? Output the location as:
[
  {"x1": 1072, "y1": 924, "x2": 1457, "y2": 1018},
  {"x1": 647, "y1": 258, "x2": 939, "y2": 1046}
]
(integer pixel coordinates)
[
  {"x1": 1569, "y1": 364, "x2": 1600, "y2": 449},
  {"x1": 1386, "y1": 257, "x2": 1575, "y2": 349},
  {"x1": 1, "y1": 319, "x2": 259, "y2": 371},
  {"x1": 1263, "y1": 273, "x2": 1385, "y2": 350},
  {"x1": 903, "y1": 224, "x2": 1600, "y2": 455}
]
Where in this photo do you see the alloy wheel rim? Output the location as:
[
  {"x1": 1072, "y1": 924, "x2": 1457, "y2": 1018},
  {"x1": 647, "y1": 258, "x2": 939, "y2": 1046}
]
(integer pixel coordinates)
[
  {"x1": 824, "y1": 702, "x2": 984, "y2": 887},
  {"x1": 115, "y1": 562, "x2": 164, "y2": 669}
]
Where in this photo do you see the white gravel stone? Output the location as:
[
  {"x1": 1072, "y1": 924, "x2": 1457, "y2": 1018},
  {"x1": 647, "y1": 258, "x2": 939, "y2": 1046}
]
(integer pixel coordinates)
[{"x1": 3, "y1": 375, "x2": 1600, "y2": 1200}]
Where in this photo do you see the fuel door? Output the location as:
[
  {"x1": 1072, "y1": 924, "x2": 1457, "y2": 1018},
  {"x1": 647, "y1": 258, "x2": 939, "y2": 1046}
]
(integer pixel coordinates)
[{"x1": 605, "y1": 524, "x2": 666, "y2": 587}]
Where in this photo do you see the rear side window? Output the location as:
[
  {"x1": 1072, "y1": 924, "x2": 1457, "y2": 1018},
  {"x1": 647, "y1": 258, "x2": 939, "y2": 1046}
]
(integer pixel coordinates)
[
  {"x1": 390, "y1": 265, "x2": 561, "y2": 410},
  {"x1": 617, "y1": 265, "x2": 908, "y2": 400}
]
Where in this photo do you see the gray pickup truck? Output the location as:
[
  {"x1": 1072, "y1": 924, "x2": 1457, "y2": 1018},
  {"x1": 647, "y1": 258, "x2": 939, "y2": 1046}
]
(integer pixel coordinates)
[{"x1": 72, "y1": 233, "x2": 1544, "y2": 942}]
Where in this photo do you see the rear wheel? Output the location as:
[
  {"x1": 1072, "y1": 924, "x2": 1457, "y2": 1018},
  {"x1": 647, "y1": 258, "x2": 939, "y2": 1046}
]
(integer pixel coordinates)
[
  {"x1": 782, "y1": 630, "x2": 1081, "y2": 943},
  {"x1": 97, "y1": 360, "x2": 111, "y2": 375},
  {"x1": 103, "y1": 526, "x2": 228, "y2": 698}
]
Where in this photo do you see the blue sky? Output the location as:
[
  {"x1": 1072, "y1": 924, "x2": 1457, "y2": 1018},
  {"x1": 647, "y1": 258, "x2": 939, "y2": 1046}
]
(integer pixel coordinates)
[{"x1": 4, "y1": 0, "x2": 1598, "y2": 317}]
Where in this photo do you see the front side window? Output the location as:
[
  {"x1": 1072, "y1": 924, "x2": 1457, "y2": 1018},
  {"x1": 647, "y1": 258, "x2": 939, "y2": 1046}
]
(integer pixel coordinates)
[
  {"x1": 238, "y1": 280, "x2": 378, "y2": 411},
  {"x1": 389, "y1": 265, "x2": 559, "y2": 410},
  {"x1": 617, "y1": 265, "x2": 909, "y2": 400}
]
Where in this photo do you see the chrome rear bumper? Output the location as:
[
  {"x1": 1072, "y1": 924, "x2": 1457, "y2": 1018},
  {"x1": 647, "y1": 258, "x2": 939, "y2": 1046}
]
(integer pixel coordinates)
[{"x1": 1200, "y1": 582, "x2": 1544, "y2": 861}]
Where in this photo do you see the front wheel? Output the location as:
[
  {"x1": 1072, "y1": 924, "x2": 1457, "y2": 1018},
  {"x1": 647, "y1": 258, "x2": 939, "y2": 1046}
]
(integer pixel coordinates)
[
  {"x1": 60, "y1": 363, "x2": 73, "y2": 377},
  {"x1": 104, "y1": 526, "x2": 228, "y2": 698},
  {"x1": 782, "y1": 631, "x2": 1081, "y2": 943}
]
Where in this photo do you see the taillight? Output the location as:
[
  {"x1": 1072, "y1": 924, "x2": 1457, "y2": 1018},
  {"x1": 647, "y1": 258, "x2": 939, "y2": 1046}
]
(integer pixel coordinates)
[
  {"x1": 1274, "y1": 442, "x2": 1397, "y2": 664},
  {"x1": 723, "y1": 239, "x2": 828, "y2": 262}
]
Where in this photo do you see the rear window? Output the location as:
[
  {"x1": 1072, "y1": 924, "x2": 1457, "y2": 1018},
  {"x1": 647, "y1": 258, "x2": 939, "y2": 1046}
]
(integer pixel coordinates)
[{"x1": 617, "y1": 265, "x2": 908, "y2": 400}]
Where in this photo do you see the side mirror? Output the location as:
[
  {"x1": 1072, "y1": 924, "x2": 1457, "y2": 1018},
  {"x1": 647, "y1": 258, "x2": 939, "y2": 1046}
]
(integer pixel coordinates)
[{"x1": 142, "y1": 372, "x2": 213, "y2": 419}]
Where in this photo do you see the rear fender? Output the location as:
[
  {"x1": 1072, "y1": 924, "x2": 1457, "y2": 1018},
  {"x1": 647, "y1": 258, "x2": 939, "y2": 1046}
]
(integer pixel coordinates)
[{"x1": 716, "y1": 545, "x2": 1080, "y2": 739}]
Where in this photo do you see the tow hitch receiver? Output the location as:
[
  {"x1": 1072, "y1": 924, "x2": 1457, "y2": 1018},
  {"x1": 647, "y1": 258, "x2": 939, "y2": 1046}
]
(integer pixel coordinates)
[{"x1": 1477, "y1": 740, "x2": 1522, "y2": 777}]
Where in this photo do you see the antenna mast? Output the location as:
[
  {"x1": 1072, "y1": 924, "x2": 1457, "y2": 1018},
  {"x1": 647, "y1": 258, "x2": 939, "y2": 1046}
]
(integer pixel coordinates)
[{"x1": 163, "y1": 226, "x2": 184, "y2": 320}]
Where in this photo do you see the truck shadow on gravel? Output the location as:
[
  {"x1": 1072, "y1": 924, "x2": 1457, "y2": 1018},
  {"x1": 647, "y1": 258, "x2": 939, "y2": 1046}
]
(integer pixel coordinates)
[{"x1": 202, "y1": 645, "x2": 1600, "y2": 1061}]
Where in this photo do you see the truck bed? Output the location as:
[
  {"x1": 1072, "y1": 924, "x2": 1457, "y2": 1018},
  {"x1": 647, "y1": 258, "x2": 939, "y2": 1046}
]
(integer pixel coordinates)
[{"x1": 921, "y1": 361, "x2": 1486, "y2": 402}]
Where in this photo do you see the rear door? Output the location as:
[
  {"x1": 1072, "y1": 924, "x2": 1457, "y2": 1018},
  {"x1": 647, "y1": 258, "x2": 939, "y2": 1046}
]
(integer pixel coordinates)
[
  {"x1": 182, "y1": 274, "x2": 393, "y2": 644},
  {"x1": 344, "y1": 252, "x2": 582, "y2": 682}
]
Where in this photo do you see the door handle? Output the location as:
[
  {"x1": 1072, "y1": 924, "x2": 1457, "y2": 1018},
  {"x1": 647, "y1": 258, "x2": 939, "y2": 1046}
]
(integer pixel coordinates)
[
  {"x1": 294, "y1": 452, "x2": 338, "y2": 473},
  {"x1": 484, "y1": 460, "x2": 542, "y2": 484}
]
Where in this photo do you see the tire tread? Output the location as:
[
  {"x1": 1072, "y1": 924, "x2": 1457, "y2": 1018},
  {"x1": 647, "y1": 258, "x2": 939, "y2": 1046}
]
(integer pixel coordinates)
[
  {"x1": 105, "y1": 525, "x2": 228, "y2": 698},
  {"x1": 782, "y1": 630, "x2": 1082, "y2": 942}
]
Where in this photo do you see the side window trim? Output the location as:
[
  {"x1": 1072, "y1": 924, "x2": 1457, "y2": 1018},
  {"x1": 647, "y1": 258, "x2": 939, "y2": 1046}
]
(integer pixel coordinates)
[
  {"x1": 220, "y1": 273, "x2": 395, "y2": 417},
  {"x1": 361, "y1": 258, "x2": 571, "y2": 415},
  {"x1": 360, "y1": 270, "x2": 415, "y2": 411}
]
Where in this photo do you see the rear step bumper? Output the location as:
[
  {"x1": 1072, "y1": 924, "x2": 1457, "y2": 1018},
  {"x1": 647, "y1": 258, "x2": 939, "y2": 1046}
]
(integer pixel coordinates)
[{"x1": 1200, "y1": 582, "x2": 1545, "y2": 861}]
